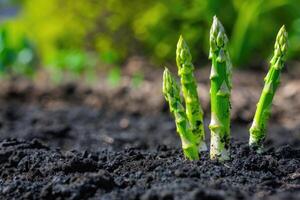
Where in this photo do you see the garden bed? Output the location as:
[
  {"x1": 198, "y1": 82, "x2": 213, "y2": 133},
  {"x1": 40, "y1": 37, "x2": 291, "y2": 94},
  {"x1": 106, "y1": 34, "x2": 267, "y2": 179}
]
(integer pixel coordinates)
[{"x1": 0, "y1": 68, "x2": 299, "y2": 199}]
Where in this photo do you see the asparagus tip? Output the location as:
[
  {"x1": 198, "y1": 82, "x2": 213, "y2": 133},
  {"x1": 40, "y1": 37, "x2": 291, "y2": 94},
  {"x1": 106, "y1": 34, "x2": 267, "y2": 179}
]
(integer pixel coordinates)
[
  {"x1": 179, "y1": 34, "x2": 183, "y2": 41},
  {"x1": 163, "y1": 66, "x2": 169, "y2": 72},
  {"x1": 176, "y1": 35, "x2": 192, "y2": 70},
  {"x1": 271, "y1": 25, "x2": 288, "y2": 68},
  {"x1": 163, "y1": 67, "x2": 179, "y2": 98},
  {"x1": 275, "y1": 25, "x2": 288, "y2": 57},
  {"x1": 177, "y1": 35, "x2": 190, "y2": 54},
  {"x1": 177, "y1": 34, "x2": 184, "y2": 47},
  {"x1": 209, "y1": 16, "x2": 228, "y2": 57},
  {"x1": 212, "y1": 15, "x2": 219, "y2": 29}
]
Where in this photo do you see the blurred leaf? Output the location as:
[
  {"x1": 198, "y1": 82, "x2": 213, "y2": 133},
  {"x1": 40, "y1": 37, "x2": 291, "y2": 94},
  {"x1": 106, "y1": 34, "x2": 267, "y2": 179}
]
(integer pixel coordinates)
[
  {"x1": 131, "y1": 72, "x2": 144, "y2": 88},
  {"x1": 107, "y1": 66, "x2": 121, "y2": 87},
  {"x1": 3, "y1": 0, "x2": 300, "y2": 70},
  {"x1": 230, "y1": 0, "x2": 297, "y2": 66},
  {"x1": 100, "y1": 51, "x2": 120, "y2": 64}
]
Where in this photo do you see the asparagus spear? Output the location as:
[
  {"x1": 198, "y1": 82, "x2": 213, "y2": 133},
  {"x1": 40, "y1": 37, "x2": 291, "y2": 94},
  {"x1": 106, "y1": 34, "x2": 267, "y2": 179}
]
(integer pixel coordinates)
[
  {"x1": 249, "y1": 26, "x2": 288, "y2": 151},
  {"x1": 163, "y1": 68, "x2": 199, "y2": 160},
  {"x1": 208, "y1": 16, "x2": 233, "y2": 161},
  {"x1": 176, "y1": 36, "x2": 207, "y2": 152}
]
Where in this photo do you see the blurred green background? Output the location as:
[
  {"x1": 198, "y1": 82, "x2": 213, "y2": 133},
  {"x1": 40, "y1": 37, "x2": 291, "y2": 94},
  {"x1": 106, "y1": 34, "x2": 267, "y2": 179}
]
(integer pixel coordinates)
[{"x1": 0, "y1": 0, "x2": 300, "y2": 78}]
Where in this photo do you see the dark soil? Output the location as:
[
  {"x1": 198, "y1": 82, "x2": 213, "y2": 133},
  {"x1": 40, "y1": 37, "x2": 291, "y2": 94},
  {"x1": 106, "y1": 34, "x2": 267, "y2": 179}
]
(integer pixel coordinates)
[
  {"x1": 0, "y1": 70, "x2": 300, "y2": 199},
  {"x1": 1, "y1": 139, "x2": 300, "y2": 200}
]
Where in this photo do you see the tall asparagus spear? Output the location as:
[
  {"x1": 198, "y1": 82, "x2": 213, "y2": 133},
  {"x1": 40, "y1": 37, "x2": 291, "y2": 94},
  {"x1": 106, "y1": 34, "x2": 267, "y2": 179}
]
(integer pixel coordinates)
[
  {"x1": 249, "y1": 26, "x2": 288, "y2": 151},
  {"x1": 208, "y1": 16, "x2": 233, "y2": 161},
  {"x1": 163, "y1": 68, "x2": 199, "y2": 160},
  {"x1": 176, "y1": 36, "x2": 207, "y2": 152}
]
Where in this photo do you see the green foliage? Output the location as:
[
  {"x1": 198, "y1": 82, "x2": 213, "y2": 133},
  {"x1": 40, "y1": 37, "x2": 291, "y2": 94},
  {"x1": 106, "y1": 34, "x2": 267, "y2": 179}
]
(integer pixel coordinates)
[
  {"x1": 7, "y1": 0, "x2": 300, "y2": 69},
  {"x1": 230, "y1": 0, "x2": 295, "y2": 65},
  {"x1": 107, "y1": 66, "x2": 121, "y2": 87},
  {"x1": 0, "y1": 26, "x2": 37, "y2": 77},
  {"x1": 10, "y1": 0, "x2": 146, "y2": 66},
  {"x1": 0, "y1": 29, "x2": 15, "y2": 73},
  {"x1": 51, "y1": 50, "x2": 92, "y2": 74},
  {"x1": 13, "y1": 37, "x2": 37, "y2": 76},
  {"x1": 131, "y1": 72, "x2": 144, "y2": 88},
  {"x1": 46, "y1": 49, "x2": 97, "y2": 83}
]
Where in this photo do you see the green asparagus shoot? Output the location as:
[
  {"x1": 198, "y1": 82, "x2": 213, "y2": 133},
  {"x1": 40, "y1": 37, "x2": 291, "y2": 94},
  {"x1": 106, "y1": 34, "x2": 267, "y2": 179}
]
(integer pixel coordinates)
[
  {"x1": 176, "y1": 36, "x2": 207, "y2": 152},
  {"x1": 208, "y1": 16, "x2": 233, "y2": 161},
  {"x1": 249, "y1": 26, "x2": 288, "y2": 151},
  {"x1": 163, "y1": 68, "x2": 199, "y2": 160},
  {"x1": 162, "y1": 16, "x2": 288, "y2": 161}
]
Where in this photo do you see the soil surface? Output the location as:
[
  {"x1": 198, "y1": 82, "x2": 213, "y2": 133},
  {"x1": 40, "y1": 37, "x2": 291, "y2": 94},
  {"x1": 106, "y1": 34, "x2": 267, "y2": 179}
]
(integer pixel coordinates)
[
  {"x1": 0, "y1": 68, "x2": 300, "y2": 199},
  {"x1": 1, "y1": 139, "x2": 300, "y2": 200}
]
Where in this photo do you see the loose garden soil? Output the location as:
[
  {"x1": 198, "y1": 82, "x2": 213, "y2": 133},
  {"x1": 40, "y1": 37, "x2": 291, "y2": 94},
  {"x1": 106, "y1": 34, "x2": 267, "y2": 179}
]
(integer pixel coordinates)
[{"x1": 0, "y1": 68, "x2": 299, "y2": 199}]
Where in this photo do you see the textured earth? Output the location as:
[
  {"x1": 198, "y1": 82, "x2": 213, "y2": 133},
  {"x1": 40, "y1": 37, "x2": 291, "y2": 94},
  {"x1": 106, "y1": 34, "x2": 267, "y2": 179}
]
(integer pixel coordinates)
[
  {"x1": 0, "y1": 139, "x2": 300, "y2": 200},
  {"x1": 0, "y1": 68, "x2": 300, "y2": 199}
]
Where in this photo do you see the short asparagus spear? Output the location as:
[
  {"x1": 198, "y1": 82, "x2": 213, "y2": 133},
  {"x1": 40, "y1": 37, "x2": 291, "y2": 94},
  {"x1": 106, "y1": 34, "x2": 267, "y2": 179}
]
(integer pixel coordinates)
[
  {"x1": 208, "y1": 16, "x2": 233, "y2": 161},
  {"x1": 163, "y1": 68, "x2": 199, "y2": 160},
  {"x1": 249, "y1": 26, "x2": 288, "y2": 151},
  {"x1": 176, "y1": 36, "x2": 207, "y2": 152}
]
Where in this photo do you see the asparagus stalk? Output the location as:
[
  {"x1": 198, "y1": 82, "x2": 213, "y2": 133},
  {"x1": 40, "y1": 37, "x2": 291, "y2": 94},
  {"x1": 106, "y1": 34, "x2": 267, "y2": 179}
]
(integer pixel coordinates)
[
  {"x1": 163, "y1": 68, "x2": 199, "y2": 160},
  {"x1": 176, "y1": 36, "x2": 207, "y2": 152},
  {"x1": 249, "y1": 26, "x2": 288, "y2": 151},
  {"x1": 208, "y1": 16, "x2": 233, "y2": 161}
]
